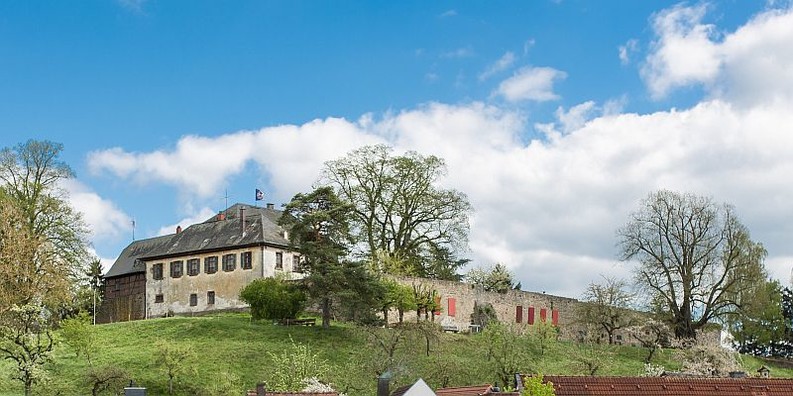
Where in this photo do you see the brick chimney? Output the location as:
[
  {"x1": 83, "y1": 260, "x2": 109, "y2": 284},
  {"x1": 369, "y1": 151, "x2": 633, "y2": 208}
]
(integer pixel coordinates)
[
  {"x1": 266, "y1": 203, "x2": 274, "y2": 209},
  {"x1": 240, "y1": 207, "x2": 246, "y2": 236},
  {"x1": 217, "y1": 212, "x2": 226, "y2": 221},
  {"x1": 176, "y1": 225, "x2": 182, "y2": 234}
]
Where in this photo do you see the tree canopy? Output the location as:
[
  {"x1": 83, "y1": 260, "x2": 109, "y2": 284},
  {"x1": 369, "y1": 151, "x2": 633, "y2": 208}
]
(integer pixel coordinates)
[
  {"x1": 321, "y1": 145, "x2": 472, "y2": 280},
  {"x1": 577, "y1": 277, "x2": 635, "y2": 345},
  {"x1": 618, "y1": 190, "x2": 767, "y2": 339}
]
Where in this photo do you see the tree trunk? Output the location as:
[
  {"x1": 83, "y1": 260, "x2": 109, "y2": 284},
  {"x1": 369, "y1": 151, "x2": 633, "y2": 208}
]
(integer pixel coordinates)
[
  {"x1": 382, "y1": 308, "x2": 389, "y2": 325},
  {"x1": 322, "y1": 297, "x2": 331, "y2": 329},
  {"x1": 398, "y1": 309, "x2": 404, "y2": 323}
]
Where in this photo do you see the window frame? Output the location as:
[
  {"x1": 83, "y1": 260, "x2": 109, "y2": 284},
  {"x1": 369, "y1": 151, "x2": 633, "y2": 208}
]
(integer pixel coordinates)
[
  {"x1": 222, "y1": 254, "x2": 236, "y2": 272},
  {"x1": 154, "y1": 294, "x2": 164, "y2": 303},
  {"x1": 170, "y1": 260, "x2": 183, "y2": 278},
  {"x1": 189, "y1": 293, "x2": 198, "y2": 307},
  {"x1": 152, "y1": 263, "x2": 164, "y2": 280},
  {"x1": 292, "y1": 255, "x2": 302, "y2": 273},
  {"x1": 204, "y1": 256, "x2": 218, "y2": 274},
  {"x1": 241, "y1": 251, "x2": 252, "y2": 270},
  {"x1": 275, "y1": 252, "x2": 283, "y2": 270},
  {"x1": 187, "y1": 258, "x2": 200, "y2": 276},
  {"x1": 207, "y1": 291, "x2": 215, "y2": 305}
]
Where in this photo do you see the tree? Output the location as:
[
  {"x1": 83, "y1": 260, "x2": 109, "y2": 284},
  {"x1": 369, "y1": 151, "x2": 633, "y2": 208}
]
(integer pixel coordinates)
[
  {"x1": 728, "y1": 278, "x2": 790, "y2": 357},
  {"x1": 322, "y1": 145, "x2": 472, "y2": 279},
  {"x1": 0, "y1": 140, "x2": 90, "y2": 283},
  {"x1": 60, "y1": 313, "x2": 98, "y2": 366},
  {"x1": 154, "y1": 341, "x2": 194, "y2": 395},
  {"x1": 239, "y1": 277, "x2": 306, "y2": 321},
  {"x1": 521, "y1": 374, "x2": 555, "y2": 396},
  {"x1": 379, "y1": 279, "x2": 417, "y2": 324},
  {"x1": 465, "y1": 263, "x2": 519, "y2": 293},
  {"x1": 266, "y1": 337, "x2": 329, "y2": 391},
  {"x1": 577, "y1": 277, "x2": 635, "y2": 345},
  {"x1": 278, "y1": 186, "x2": 355, "y2": 329},
  {"x1": 628, "y1": 318, "x2": 672, "y2": 363},
  {"x1": 0, "y1": 304, "x2": 55, "y2": 396},
  {"x1": 618, "y1": 190, "x2": 767, "y2": 339},
  {"x1": 480, "y1": 322, "x2": 534, "y2": 388}
]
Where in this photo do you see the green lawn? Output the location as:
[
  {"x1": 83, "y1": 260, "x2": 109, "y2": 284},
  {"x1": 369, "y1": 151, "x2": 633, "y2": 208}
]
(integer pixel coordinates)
[{"x1": 1, "y1": 314, "x2": 791, "y2": 395}]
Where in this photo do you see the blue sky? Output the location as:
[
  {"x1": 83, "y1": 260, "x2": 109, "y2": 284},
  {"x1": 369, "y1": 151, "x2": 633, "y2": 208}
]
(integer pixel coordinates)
[{"x1": 2, "y1": 1, "x2": 791, "y2": 298}]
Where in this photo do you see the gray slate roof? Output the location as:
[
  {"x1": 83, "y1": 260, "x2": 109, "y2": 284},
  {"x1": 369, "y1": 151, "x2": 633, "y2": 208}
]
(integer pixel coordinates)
[{"x1": 105, "y1": 204, "x2": 289, "y2": 278}]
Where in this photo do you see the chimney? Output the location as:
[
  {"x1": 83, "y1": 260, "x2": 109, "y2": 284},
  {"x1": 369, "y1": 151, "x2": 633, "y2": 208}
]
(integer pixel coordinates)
[
  {"x1": 266, "y1": 203, "x2": 274, "y2": 210},
  {"x1": 217, "y1": 212, "x2": 226, "y2": 221},
  {"x1": 176, "y1": 225, "x2": 182, "y2": 234},
  {"x1": 377, "y1": 371, "x2": 392, "y2": 396}
]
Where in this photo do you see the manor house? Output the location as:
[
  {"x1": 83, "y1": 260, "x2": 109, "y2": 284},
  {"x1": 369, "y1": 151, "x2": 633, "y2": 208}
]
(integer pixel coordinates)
[{"x1": 98, "y1": 203, "x2": 301, "y2": 323}]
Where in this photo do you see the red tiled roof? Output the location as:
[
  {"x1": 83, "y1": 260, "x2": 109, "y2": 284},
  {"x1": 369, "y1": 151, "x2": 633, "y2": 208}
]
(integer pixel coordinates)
[
  {"x1": 540, "y1": 375, "x2": 793, "y2": 396},
  {"x1": 435, "y1": 384, "x2": 494, "y2": 396}
]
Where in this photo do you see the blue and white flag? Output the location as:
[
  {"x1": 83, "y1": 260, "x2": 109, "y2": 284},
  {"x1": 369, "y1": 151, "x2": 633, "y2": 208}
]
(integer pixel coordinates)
[{"x1": 255, "y1": 189, "x2": 264, "y2": 201}]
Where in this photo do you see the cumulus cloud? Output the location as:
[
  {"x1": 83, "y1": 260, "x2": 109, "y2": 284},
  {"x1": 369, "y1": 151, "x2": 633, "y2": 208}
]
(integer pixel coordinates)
[
  {"x1": 156, "y1": 207, "x2": 218, "y2": 236},
  {"x1": 89, "y1": 5, "x2": 793, "y2": 297},
  {"x1": 641, "y1": 4, "x2": 793, "y2": 104},
  {"x1": 61, "y1": 179, "x2": 132, "y2": 242},
  {"x1": 479, "y1": 52, "x2": 516, "y2": 81},
  {"x1": 494, "y1": 66, "x2": 567, "y2": 102}
]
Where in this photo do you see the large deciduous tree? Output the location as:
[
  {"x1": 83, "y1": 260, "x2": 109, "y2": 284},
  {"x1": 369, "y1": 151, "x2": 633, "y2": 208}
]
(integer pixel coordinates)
[
  {"x1": 618, "y1": 190, "x2": 766, "y2": 339},
  {"x1": 321, "y1": 145, "x2": 472, "y2": 279}
]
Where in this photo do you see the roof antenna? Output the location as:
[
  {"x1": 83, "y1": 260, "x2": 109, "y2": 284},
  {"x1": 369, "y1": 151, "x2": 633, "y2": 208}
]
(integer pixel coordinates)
[{"x1": 131, "y1": 218, "x2": 136, "y2": 241}]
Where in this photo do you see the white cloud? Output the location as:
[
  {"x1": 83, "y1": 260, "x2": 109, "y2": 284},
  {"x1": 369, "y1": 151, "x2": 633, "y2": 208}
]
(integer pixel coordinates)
[
  {"x1": 439, "y1": 10, "x2": 457, "y2": 18},
  {"x1": 618, "y1": 39, "x2": 638, "y2": 65},
  {"x1": 89, "y1": 6, "x2": 793, "y2": 297},
  {"x1": 479, "y1": 52, "x2": 516, "y2": 81},
  {"x1": 494, "y1": 66, "x2": 567, "y2": 102},
  {"x1": 117, "y1": 0, "x2": 147, "y2": 14},
  {"x1": 641, "y1": 4, "x2": 793, "y2": 104},
  {"x1": 61, "y1": 179, "x2": 132, "y2": 242},
  {"x1": 156, "y1": 207, "x2": 218, "y2": 236}
]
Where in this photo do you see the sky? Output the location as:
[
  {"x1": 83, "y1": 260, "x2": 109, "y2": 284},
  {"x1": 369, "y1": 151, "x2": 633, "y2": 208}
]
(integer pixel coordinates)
[{"x1": 2, "y1": 0, "x2": 792, "y2": 299}]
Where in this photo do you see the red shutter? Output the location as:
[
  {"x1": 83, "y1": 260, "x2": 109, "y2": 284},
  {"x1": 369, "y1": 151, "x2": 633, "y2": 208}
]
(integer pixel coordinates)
[
  {"x1": 552, "y1": 309, "x2": 559, "y2": 326},
  {"x1": 528, "y1": 306, "x2": 535, "y2": 325},
  {"x1": 448, "y1": 297, "x2": 456, "y2": 317},
  {"x1": 540, "y1": 308, "x2": 547, "y2": 322},
  {"x1": 516, "y1": 306, "x2": 523, "y2": 323},
  {"x1": 433, "y1": 295, "x2": 441, "y2": 315}
]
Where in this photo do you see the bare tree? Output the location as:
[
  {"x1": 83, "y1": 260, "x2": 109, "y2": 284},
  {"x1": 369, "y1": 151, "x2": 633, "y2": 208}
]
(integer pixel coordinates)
[
  {"x1": 618, "y1": 190, "x2": 767, "y2": 339},
  {"x1": 577, "y1": 276, "x2": 635, "y2": 344}
]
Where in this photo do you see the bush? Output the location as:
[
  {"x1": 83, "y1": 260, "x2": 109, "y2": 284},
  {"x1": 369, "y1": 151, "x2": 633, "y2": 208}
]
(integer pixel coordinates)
[{"x1": 239, "y1": 277, "x2": 306, "y2": 321}]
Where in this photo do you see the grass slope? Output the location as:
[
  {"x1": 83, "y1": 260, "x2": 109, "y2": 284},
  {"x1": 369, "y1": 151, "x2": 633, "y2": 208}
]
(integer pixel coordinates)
[{"x1": 1, "y1": 314, "x2": 791, "y2": 395}]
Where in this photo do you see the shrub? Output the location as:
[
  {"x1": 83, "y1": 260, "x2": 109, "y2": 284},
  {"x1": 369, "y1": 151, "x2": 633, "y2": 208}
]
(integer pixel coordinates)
[{"x1": 239, "y1": 277, "x2": 306, "y2": 321}]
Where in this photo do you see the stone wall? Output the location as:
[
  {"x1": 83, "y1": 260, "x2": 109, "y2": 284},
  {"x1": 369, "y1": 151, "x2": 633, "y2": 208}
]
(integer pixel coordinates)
[{"x1": 387, "y1": 276, "x2": 582, "y2": 339}]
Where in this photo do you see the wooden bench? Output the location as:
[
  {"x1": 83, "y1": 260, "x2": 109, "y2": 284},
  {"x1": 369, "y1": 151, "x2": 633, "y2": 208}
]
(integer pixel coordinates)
[
  {"x1": 442, "y1": 324, "x2": 459, "y2": 333},
  {"x1": 280, "y1": 318, "x2": 316, "y2": 326}
]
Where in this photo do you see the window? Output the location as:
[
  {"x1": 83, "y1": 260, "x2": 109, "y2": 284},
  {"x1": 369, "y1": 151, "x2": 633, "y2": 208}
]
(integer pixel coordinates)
[
  {"x1": 155, "y1": 294, "x2": 164, "y2": 303},
  {"x1": 152, "y1": 263, "x2": 164, "y2": 280},
  {"x1": 170, "y1": 260, "x2": 183, "y2": 278},
  {"x1": 516, "y1": 306, "x2": 523, "y2": 323},
  {"x1": 204, "y1": 256, "x2": 218, "y2": 274},
  {"x1": 275, "y1": 252, "x2": 283, "y2": 270},
  {"x1": 187, "y1": 258, "x2": 200, "y2": 276},
  {"x1": 189, "y1": 293, "x2": 197, "y2": 306},
  {"x1": 207, "y1": 291, "x2": 215, "y2": 305},
  {"x1": 241, "y1": 251, "x2": 252, "y2": 270},
  {"x1": 222, "y1": 254, "x2": 236, "y2": 272},
  {"x1": 292, "y1": 255, "x2": 302, "y2": 273},
  {"x1": 448, "y1": 297, "x2": 456, "y2": 317}
]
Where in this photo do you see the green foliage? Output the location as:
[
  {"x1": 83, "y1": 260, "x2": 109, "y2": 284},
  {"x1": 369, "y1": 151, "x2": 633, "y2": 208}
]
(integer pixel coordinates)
[
  {"x1": 729, "y1": 279, "x2": 790, "y2": 356},
  {"x1": 479, "y1": 322, "x2": 534, "y2": 387},
  {"x1": 465, "y1": 264, "x2": 518, "y2": 293},
  {"x1": 0, "y1": 304, "x2": 55, "y2": 396},
  {"x1": 267, "y1": 337, "x2": 329, "y2": 391},
  {"x1": 521, "y1": 374, "x2": 555, "y2": 396},
  {"x1": 379, "y1": 279, "x2": 417, "y2": 323},
  {"x1": 60, "y1": 313, "x2": 97, "y2": 366},
  {"x1": 470, "y1": 301, "x2": 499, "y2": 329},
  {"x1": 279, "y1": 186, "x2": 357, "y2": 328},
  {"x1": 239, "y1": 277, "x2": 306, "y2": 321},
  {"x1": 154, "y1": 341, "x2": 195, "y2": 395},
  {"x1": 322, "y1": 145, "x2": 472, "y2": 280}
]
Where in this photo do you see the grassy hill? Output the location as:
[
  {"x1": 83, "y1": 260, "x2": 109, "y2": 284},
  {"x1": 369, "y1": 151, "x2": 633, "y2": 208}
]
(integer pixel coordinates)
[{"x1": 1, "y1": 313, "x2": 790, "y2": 395}]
